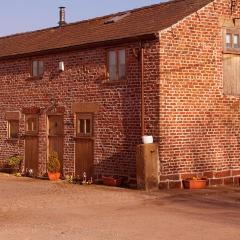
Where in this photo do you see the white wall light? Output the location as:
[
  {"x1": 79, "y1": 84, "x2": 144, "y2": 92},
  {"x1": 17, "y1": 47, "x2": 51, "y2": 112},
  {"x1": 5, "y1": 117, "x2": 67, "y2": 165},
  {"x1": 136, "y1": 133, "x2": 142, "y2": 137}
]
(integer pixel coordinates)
[{"x1": 59, "y1": 61, "x2": 65, "y2": 71}]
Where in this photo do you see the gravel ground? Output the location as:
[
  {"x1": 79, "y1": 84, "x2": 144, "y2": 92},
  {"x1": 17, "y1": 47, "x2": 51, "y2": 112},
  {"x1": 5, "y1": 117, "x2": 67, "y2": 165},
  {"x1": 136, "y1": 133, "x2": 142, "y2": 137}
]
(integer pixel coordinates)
[{"x1": 0, "y1": 173, "x2": 240, "y2": 240}]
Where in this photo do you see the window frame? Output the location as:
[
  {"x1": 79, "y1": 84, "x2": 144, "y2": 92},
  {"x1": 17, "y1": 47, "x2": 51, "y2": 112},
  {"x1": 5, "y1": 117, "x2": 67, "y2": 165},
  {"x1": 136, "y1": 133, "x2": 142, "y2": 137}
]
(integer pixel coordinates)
[
  {"x1": 7, "y1": 120, "x2": 19, "y2": 139},
  {"x1": 75, "y1": 113, "x2": 93, "y2": 138},
  {"x1": 223, "y1": 28, "x2": 240, "y2": 54},
  {"x1": 31, "y1": 60, "x2": 44, "y2": 78},
  {"x1": 107, "y1": 48, "x2": 127, "y2": 82},
  {"x1": 25, "y1": 114, "x2": 39, "y2": 135}
]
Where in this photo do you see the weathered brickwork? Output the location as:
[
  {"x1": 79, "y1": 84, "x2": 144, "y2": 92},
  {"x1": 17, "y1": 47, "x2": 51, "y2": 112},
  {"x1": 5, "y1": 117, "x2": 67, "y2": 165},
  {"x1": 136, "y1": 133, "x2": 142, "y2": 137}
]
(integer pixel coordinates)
[
  {"x1": 159, "y1": 0, "x2": 240, "y2": 188},
  {"x1": 0, "y1": 0, "x2": 239, "y2": 189},
  {"x1": 0, "y1": 41, "x2": 160, "y2": 180}
]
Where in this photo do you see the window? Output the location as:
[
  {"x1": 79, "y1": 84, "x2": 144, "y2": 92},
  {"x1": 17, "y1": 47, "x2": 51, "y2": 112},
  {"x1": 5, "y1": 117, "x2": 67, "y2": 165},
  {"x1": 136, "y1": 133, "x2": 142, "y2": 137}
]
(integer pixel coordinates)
[
  {"x1": 8, "y1": 120, "x2": 19, "y2": 139},
  {"x1": 226, "y1": 33, "x2": 232, "y2": 48},
  {"x1": 234, "y1": 34, "x2": 239, "y2": 48},
  {"x1": 107, "y1": 49, "x2": 126, "y2": 81},
  {"x1": 224, "y1": 29, "x2": 240, "y2": 52},
  {"x1": 76, "y1": 114, "x2": 93, "y2": 137},
  {"x1": 26, "y1": 115, "x2": 38, "y2": 134},
  {"x1": 5, "y1": 111, "x2": 20, "y2": 139},
  {"x1": 32, "y1": 60, "x2": 44, "y2": 77}
]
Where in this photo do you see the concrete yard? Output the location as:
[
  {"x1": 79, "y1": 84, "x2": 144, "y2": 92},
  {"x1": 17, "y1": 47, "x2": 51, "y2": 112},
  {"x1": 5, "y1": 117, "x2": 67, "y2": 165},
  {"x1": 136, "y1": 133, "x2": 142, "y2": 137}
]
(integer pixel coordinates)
[{"x1": 0, "y1": 174, "x2": 240, "y2": 240}]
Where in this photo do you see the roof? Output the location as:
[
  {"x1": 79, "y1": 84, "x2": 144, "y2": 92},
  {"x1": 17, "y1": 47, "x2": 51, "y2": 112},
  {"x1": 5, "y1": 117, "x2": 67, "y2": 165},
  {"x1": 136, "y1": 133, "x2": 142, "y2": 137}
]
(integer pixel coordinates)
[{"x1": 0, "y1": 0, "x2": 213, "y2": 59}]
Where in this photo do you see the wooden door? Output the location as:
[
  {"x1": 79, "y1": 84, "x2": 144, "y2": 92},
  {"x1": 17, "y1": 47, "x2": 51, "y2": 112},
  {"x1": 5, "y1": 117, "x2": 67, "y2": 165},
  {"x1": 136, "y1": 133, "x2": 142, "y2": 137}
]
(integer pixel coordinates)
[
  {"x1": 25, "y1": 115, "x2": 39, "y2": 176},
  {"x1": 75, "y1": 114, "x2": 94, "y2": 179},
  {"x1": 48, "y1": 115, "x2": 64, "y2": 173}
]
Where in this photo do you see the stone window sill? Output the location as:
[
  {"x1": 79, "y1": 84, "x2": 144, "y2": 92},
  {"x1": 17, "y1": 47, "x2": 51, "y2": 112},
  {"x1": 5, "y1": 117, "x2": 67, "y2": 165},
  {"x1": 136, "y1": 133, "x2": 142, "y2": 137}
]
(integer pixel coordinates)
[
  {"x1": 26, "y1": 76, "x2": 43, "y2": 81},
  {"x1": 223, "y1": 50, "x2": 240, "y2": 55},
  {"x1": 102, "y1": 79, "x2": 127, "y2": 85}
]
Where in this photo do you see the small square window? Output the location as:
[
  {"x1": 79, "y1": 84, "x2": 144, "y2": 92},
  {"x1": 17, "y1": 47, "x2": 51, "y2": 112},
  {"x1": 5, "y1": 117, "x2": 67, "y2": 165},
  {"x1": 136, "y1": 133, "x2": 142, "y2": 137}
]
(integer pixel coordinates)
[
  {"x1": 76, "y1": 114, "x2": 93, "y2": 137},
  {"x1": 8, "y1": 120, "x2": 19, "y2": 139},
  {"x1": 32, "y1": 60, "x2": 44, "y2": 77},
  {"x1": 26, "y1": 115, "x2": 38, "y2": 134}
]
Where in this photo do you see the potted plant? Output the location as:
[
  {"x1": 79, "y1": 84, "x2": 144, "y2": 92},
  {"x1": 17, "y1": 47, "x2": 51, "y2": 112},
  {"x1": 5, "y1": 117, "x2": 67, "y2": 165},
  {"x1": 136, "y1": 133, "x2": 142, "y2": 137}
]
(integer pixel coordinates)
[
  {"x1": 47, "y1": 151, "x2": 61, "y2": 181},
  {"x1": 7, "y1": 155, "x2": 22, "y2": 174},
  {"x1": 182, "y1": 177, "x2": 207, "y2": 189},
  {"x1": 102, "y1": 175, "x2": 122, "y2": 187}
]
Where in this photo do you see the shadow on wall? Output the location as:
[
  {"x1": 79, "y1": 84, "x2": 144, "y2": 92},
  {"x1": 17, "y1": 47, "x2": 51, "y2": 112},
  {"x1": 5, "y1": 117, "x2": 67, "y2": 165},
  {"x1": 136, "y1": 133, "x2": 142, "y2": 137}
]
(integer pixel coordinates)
[
  {"x1": 161, "y1": 105, "x2": 240, "y2": 176},
  {"x1": 92, "y1": 44, "x2": 160, "y2": 182}
]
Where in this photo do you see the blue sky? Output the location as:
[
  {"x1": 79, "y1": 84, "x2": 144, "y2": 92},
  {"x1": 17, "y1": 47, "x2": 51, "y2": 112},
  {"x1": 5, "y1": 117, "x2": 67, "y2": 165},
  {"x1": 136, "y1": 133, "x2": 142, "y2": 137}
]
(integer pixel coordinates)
[{"x1": 0, "y1": 0, "x2": 166, "y2": 37}]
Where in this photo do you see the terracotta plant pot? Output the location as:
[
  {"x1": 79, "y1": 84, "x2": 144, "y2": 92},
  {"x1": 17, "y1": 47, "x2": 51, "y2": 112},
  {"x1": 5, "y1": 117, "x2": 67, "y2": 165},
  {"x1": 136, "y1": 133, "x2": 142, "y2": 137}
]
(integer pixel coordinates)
[
  {"x1": 183, "y1": 179, "x2": 207, "y2": 189},
  {"x1": 48, "y1": 172, "x2": 60, "y2": 181},
  {"x1": 102, "y1": 176, "x2": 122, "y2": 187}
]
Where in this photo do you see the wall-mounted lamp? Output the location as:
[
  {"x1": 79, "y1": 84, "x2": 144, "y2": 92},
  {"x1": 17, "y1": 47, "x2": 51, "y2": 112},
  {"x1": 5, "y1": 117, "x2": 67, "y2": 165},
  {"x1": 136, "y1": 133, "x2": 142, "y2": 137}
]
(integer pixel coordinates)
[{"x1": 59, "y1": 61, "x2": 65, "y2": 71}]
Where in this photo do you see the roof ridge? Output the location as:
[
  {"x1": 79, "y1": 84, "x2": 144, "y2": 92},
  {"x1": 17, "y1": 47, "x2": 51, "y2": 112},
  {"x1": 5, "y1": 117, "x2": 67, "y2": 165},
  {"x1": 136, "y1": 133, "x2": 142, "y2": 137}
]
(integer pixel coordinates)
[{"x1": 0, "y1": 0, "x2": 187, "y2": 41}]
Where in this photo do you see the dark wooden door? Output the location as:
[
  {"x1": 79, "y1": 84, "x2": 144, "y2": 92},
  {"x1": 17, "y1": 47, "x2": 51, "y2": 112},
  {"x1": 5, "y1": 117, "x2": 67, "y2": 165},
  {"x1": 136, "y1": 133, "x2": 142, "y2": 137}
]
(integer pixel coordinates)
[
  {"x1": 48, "y1": 115, "x2": 64, "y2": 173},
  {"x1": 75, "y1": 114, "x2": 94, "y2": 179},
  {"x1": 25, "y1": 136, "x2": 38, "y2": 176},
  {"x1": 75, "y1": 139, "x2": 94, "y2": 179},
  {"x1": 25, "y1": 115, "x2": 39, "y2": 176}
]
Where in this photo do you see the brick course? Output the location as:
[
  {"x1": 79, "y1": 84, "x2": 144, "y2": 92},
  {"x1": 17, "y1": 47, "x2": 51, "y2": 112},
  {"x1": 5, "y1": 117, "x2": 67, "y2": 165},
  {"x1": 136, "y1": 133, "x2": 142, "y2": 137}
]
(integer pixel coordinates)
[
  {"x1": 158, "y1": 0, "x2": 240, "y2": 188},
  {"x1": 0, "y1": 41, "x2": 160, "y2": 179},
  {"x1": 0, "y1": 0, "x2": 240, "y2": 188}
]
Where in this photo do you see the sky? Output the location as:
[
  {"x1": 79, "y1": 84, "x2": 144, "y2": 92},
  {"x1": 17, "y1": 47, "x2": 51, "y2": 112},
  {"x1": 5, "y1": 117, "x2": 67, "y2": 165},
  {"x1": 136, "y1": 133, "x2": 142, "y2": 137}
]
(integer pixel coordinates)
[{"x1": 0, "y1": 0, "x2": 166, "y2": 37}]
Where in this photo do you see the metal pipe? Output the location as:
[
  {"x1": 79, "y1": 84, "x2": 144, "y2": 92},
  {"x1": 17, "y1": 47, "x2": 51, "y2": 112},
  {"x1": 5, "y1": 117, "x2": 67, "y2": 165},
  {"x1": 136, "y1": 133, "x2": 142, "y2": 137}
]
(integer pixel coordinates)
[
  {"x1": 59, "y1": 7, "x2": 66, "y2": 27},
  {"x1": 140, "y1": 43, "x2": 145, "y2": 136}
]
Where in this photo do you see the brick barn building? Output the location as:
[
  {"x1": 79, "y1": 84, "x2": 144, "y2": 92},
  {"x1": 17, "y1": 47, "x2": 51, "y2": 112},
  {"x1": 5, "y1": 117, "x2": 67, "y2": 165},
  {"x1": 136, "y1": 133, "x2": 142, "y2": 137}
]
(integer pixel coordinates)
[{"x1": 0, "y1": 0, "x2": 240, "y2": 188}]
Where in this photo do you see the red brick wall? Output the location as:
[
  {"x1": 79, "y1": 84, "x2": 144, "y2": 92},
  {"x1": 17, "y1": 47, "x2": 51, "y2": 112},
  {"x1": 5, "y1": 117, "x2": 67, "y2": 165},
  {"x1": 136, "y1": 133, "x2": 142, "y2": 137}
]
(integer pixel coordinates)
[
  {"x1": 159, "y1": 0, "x2": 240, "y2": 188},
  {"x1": 1, "y1": 0, "x2": 238, "y2": 189},
  {"x1": 0, "y1": 41, "x2": 160, "y2": 180}
]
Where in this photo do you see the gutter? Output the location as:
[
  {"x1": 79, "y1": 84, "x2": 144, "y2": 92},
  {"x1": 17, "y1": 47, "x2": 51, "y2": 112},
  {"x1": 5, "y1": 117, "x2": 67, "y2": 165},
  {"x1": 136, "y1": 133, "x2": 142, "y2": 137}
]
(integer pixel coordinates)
[
  {"x1": 140, "y1": 42, "x2": 145, "y2": 136},
  {"x1": 0, "y1": 33, "x2": 158, "y2": 61}
]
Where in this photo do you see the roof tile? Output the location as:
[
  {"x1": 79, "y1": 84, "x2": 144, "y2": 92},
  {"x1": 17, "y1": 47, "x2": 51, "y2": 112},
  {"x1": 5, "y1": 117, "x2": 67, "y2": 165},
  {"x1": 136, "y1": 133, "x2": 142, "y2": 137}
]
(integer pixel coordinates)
[{"x1": 0, "y1": 0, "x2": 213, "y2": 58}]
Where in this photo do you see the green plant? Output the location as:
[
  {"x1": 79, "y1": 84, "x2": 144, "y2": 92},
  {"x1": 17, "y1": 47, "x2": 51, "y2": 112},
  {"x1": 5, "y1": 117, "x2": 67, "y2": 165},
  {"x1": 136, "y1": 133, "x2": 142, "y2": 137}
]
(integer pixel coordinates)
[
  {"x1": 15, "y1": 172, "x2": 22, "y2": 177},
  {"x1": 8, "y1": 155, "x2": 22, "y2": 169},
  {"x1": 65, "y1": 175, "x2": 74, "y2": 184},
  {"x1": 47, "y1": 151, "x2": 61, "y2": 173}
]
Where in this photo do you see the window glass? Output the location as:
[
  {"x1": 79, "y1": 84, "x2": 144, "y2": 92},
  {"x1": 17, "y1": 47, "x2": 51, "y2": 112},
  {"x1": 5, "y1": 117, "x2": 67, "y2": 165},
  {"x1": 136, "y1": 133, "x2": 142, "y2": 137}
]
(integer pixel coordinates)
[
  {"x1": 27, "y1": 118, "x2": 38, "y2": 132},
  {"x1": 38, "y1": 61, "x2": 44, "y2": 76},
  {"x1": 79, "y1": 119, "x2": 85, "y2": 134},
  {"x1": 32, "y1": 60, "x2": 44, "y2": 77},
  {"x1": 8, "y1": 121, "x2": 19, "y2": 139},
  {"x1": 118, "y1": 49, "x2": 126, "y2": 80},
  {"x1": 108, "y1": 51, "x2": 117, "y2": 80},
  {"x1": 76, "y1": 115, "x2": 92, "y2": 137},
  {"x1": 226, "y1": 33, "x2": 232, "y2": 48},
  {"x1": 86, "y1": 119, "x2": 91, "y2": 134},
  {"x1": 234, "y1": 34, "x2": 239, "y2": 48},
  {"x1": 32, "y1": 61, "x2": 38, "y2": 77}
]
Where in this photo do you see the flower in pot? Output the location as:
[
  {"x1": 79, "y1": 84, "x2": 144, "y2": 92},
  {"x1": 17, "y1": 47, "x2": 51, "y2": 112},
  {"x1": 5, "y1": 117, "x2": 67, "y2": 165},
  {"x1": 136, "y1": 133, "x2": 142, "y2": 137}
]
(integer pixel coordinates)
[
  {"x1": 47, "y1": 151, "x2": 61, "y2": 181},
  {"x1": 102, "y1": 175, "x2": 122, "y2": 187},
  {"x1": 7, "y1": 155, "x2": 22, "y2": 174},
  {"x1": 182, "y1": 176, "x2": 207, "y2": 189}
]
